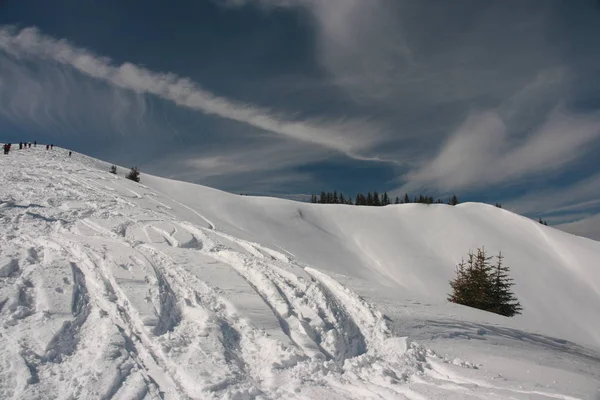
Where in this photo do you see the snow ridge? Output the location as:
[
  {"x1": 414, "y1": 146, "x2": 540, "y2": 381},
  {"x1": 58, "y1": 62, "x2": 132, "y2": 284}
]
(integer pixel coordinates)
[{"x1": 1, "y1": 148, "x2": 598, "y2": 399}]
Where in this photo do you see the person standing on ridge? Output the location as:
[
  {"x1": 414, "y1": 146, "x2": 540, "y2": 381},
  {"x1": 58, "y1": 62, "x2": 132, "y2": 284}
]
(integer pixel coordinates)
[
  {"x1": 19, "y1": 142, "x2": 22, "y2": 150},
  {"x1": 34, "y1": 140, "x2": 37, "y2": 147},
  {"x1": 46, "y1": 144, "x2": 49, "y2": 150},
  {"x1": 50, "y1": 144, "x2": 54, "y2": 149},
  {"x1": 69, "y1": 151, "x2": 72, "y2": 157}
]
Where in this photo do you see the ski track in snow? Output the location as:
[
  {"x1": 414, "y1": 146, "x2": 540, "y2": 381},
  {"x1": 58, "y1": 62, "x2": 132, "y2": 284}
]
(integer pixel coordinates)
[{"x1": 0, "y1": 149, "x2": 596, "y2": 399}]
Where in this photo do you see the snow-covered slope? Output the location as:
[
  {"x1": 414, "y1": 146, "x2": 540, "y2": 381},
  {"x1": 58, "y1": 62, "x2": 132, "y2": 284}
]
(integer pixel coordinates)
[{"x1": 1, "y1": 147, "x2": 599, "y2": 399}]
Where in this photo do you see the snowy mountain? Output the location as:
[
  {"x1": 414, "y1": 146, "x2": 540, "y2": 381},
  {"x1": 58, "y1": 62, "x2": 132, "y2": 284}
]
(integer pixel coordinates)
[{"x1": 1, "y1": 147, "x2": 599, "y2": 399}]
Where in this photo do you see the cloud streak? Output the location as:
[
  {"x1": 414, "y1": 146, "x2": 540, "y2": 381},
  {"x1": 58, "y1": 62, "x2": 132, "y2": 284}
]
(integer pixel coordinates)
[
  {"x1": 0, "y1": 54, "x2": 153, "y2": 141},
  {"x1": 0, "y1": 25, "x2": 390, "y2": 161},
  {"x1": 400, "y1": 108, "x2": 600, "y2": 193},
  {"x1": 505, "y1": 172, "x2": 600, "y2": 217},
  {"x1": 216, "y1": 0, "x2": 411, "y2": 101}
]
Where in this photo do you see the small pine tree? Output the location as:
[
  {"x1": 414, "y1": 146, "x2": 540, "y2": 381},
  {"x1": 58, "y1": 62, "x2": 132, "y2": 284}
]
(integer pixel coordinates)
[
  {"x1": 109, "y1": 165, "x2": 117, "y2": 174},
  {"x1": 449, "y1": 195, "x2": 459, "y2": 206},
  {"x1": 126, "y1": 167, "x2": 141, "y2": 183},
  {"x1": 448, "y1": 258, "x2": 470, "y2": 305},
  {"x1": 395, "y1": 196, "x2": 400, "y2": 204},
  {"x1": 382, "y1": 192, "x2": 389, "y2": 206},
  {"x1": 449, "y1": 247, "x2": 521, "y2": 317},
  {"x1": 489, "y1": 252, "x2": 522, "y2": 317},
  {"x1": 373, "y1": 191, "x2": 381, "y2": 206},
  {"x1": 404, "y1": 193, "x2": 410, "y2": 204}
]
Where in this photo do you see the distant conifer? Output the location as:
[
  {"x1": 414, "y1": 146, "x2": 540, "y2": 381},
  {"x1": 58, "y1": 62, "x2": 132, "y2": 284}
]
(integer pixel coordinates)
[
  {"x1": 382, "y1": 192, "x2": 390, "y2": 206},
  {"x1": 126, "y1": 167, "x2": 141, "y2": 183}
]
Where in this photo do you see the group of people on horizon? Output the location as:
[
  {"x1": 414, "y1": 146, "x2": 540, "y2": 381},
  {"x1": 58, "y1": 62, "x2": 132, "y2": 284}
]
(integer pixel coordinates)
[{"x1": 2, "y1": 141, "x2": 63, "y2": 155}]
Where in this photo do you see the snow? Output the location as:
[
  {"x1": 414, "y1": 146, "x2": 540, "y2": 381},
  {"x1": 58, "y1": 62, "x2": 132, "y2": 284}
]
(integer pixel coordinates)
[{"x1": 1, "y1": 147, "x2": 599, "y2": 399}]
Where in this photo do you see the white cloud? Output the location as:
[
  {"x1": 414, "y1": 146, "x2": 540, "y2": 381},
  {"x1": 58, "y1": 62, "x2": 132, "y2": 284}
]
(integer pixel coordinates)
[
  {"x1": 400, "y1": 107, "x2": 600, "y2": 192},
  {"x1": 145, "y1": 138, "x2": 327, "y2": 192},
  {"x1": 556, "y1": 214, "x2": 600, "y2": 242},
  {"x1": 0, "y1": 55, "x2": 153, "y2": 139},
  {"x1": 214, "y1": 0, "x2": 411, "y2": 101},
  {"x1": 0, "y1": 25, "x2": 390, "y2": 160},
  {"x1": 505, "y1": 172, "x2": 600, "y2": 216}
]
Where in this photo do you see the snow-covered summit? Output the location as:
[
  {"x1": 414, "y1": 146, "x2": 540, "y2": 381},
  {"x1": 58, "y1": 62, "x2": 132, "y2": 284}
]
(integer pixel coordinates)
[{"x1": 1, "y1": 147, "x2": 599, "y2": 399}]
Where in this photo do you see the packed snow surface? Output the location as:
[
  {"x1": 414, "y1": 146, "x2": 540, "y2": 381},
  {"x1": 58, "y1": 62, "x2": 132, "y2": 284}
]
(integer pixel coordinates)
[{"x1": 1, "y1": 147, "x2": 599, "y2": 399}]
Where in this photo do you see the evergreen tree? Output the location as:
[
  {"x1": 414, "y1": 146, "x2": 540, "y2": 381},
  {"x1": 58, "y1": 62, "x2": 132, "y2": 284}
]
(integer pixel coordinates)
[
  {"x1": 471, "y1": 247, "x2": 495, "y2": 310},
  {"x1": 488, "y1": 252, "x2": 522, "y2": 317},
  {"x1": 395, "y1": 196, "x2": 400, "y2": 204},
  {"x1": 366, "y1": 192, "x2": 373, "y2": 206},
  {"x1": 339, "y1": 193, "x2": 345, "y2": 204},
  {"x1": 449, "y1": 195, "x2": 459, "y2": 206},
  {"x1": 373, "y1": 191, "x2": 381, "y2": 206},
  {"x1": 382, "y1": 192, "x2": 389, "y2": 206},
  {"x1": 109, "y1": 165, "x2": 117, "y2": 174},
  {"x1": 448, "y1": 258, "x2": 470, "y2": 306},
  {"x1": 320, "y1": 192, "x2": 327, "y2": 204},
  {"x1": 126, "y1": 167, "x2": 141, "y2": 183},
  {"x1": 333, "y1": 191, "x2": 338, "y2": 204},
  {"x1": 310, "y1": 194, "x2": 317, "y2": 203},
  {"x1": 495, "y1": 203, "x2": 502, "y2": 208},
  {"x1": 449, "y1": 247, "x2": 521, "y2": 317}
]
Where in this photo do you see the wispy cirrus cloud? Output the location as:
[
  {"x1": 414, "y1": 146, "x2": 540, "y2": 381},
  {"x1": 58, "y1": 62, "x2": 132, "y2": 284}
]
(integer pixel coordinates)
[
  {"x1": 0, "y1": 54, "x2": 154, "y2": 141},
  {"x1": 505, "y1": 172, "x2": 600, "y2": 217},
  {"x1": 502, "y1": 172, "x2": 600, "y2": 240},
  {"x1": 399, "y1": 107, "x2": 600, "y2": 193},
  {"x1": 556, "y1": 214, "x2": 600, "y2": 241},
  {"x1": 0, "y1": 25, "x2": 390, "y2": 161},
  {"x1": 215, "y1": 0, "x2": 411, "y2": 101}
]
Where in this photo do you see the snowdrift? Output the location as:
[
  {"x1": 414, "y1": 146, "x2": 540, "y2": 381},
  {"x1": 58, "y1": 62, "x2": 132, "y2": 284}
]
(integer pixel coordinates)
[
  {"x1": 1, "y1": 147, "x2": 599, "y2": 399},
  {"x1": 144, "y1": 174, "x2": 600, "y2": 351}
]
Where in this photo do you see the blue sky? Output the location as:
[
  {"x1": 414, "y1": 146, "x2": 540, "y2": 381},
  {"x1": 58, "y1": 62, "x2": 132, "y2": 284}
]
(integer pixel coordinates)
[{"x1": 1, "y1": 0, "x2": 600, "y2": 236}]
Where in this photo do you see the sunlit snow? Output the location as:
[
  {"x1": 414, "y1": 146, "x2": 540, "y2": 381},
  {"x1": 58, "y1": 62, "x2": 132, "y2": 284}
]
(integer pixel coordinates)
[{"x1": 1, "y1": 147, "x2": 599, "y2": 399}]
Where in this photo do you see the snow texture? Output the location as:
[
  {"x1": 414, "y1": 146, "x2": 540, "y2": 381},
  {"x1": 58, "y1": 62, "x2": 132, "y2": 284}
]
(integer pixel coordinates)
[{"x1": 1, "y1": 146, "x2": 599, "y2": 399}]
